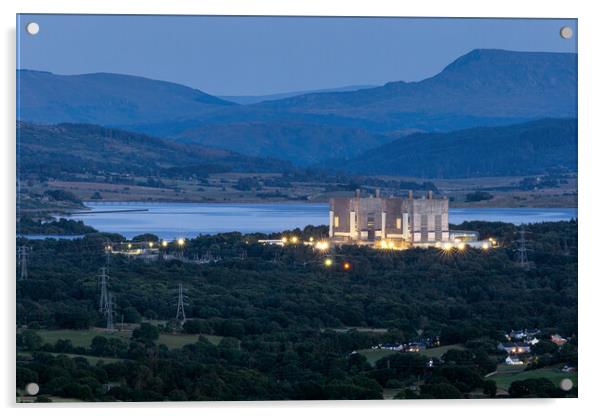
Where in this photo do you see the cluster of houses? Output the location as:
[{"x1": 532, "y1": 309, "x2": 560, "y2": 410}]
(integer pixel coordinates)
[
  {"x1": 371, "y1": 337, "x2": 440, "y2": 353},
  {"x1": 140, "y1": 251, "x2": 222, "y2": 265},
  {"x1": 497, "y1": 329, "x2": 570, "y2": 366},
  {"x1": 366, "y1": 329, "x2": 573, "y2": 369},
  {"x1": 498, "y1": 329, "x2": 540, "y2": 365}
]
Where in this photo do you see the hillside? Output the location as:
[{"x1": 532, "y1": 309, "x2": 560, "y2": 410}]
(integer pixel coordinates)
[
  {"x1": 17, "y1": 70, "x2": 236, "y2": 127},
  {"x1": 256, "y1": 49, "x2": 576, "y2": 125},
  {"x1": 329, "y1": 118, "x2": 577, "y2": 178},
  {"x1": 165, "y1": 49, "x2": 578, "y2": 165},
  {"x1": 17, "y1": 122, "x2": 291, "y2": 178},
  {"x1": 17, "y1": 50, "x2": 577, "y2": 166},
  {"x1": 176, "y1": 121, "x2": 392, "y2": 165}
]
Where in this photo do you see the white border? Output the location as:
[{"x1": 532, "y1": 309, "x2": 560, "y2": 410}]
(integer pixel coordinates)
[{"x1": 2, "y1": 1, "x2": 601, "y2": 415}]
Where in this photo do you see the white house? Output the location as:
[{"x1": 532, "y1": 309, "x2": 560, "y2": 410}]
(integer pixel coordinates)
[{"x1": 505, "y1": 356, "x2": 524, "y2": 366}]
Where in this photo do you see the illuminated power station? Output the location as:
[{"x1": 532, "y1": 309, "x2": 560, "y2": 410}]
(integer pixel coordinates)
[{"x1": 329, "y1": 190, "x2": 449, "y2": 248}]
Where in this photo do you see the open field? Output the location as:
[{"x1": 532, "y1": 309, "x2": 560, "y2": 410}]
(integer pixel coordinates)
[
  {"x1": 158, "y1": 333, "x2": 223, "y2": 349},
  {"x1": 324, "y1": 327, "x2": 388, "y2": 334},
  {"x1": 19, "y1": 171, "x2": 577, "y2": 213},
  {"x1": 382, "y1": 388, "x2": 403, "y2": 400},
  {"x1": 357, "y1": 349, "x2": 398, "y2": 366},
  {"x1": 18, "y1": 351, "x2": 123, "y2": 365},
  {"x1": 30, "y1": 328, "x2": 223, "y2": 350},
  {"x1": 17, "y1": 393, "x2": 82, "y2": 403},
  {"x1": 358, "y1": 343, "x2": 465, "y2": 366},
  {"x1": 487, "y1": 365, "x2": 578, "y2": 391},
  {"x1": 420, "y1": 344, "x2": 466, "y2": 358},
  {"x1": 34, "y1": 329, "x2": 131, "y2": 348}
]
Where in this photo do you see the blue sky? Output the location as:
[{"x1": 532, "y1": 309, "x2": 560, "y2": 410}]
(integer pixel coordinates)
[{"x1": 17, "y1": 15, "x2": 577, "y2": 96}]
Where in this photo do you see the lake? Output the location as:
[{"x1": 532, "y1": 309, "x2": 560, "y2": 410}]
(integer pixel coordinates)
[
  {"x1": 62, "y1": 202, "x2": 578, "y2": 240},
  {"x1": 17, "y1": 234, "x2": 85, "y2": 240}
]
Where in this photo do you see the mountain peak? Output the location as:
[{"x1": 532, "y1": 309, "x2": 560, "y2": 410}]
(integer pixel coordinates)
[{"x1": 442, "y1": 48, "x2": 576, "y2": 73}]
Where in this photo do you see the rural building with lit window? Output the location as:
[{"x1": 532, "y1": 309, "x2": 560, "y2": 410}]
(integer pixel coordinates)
[{"x1": 497, "y1": 342, "x2": 532, "y2": 355}]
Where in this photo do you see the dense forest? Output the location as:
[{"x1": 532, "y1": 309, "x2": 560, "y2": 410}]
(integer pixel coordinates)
[
  {"x1": 17, "y1": 217, "x2": 96, "y2": 235},
  {"x1": 16, "y1": 221, "x2": 577, "y2": 401}
]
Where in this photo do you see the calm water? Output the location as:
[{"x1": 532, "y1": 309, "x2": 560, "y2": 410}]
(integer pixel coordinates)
[
  {"x1": 61, "y1": 202, "x2": 578, "y2": 240},
  {"x1": 17, "y1": 234, "x2": 85, "y2": 240}
]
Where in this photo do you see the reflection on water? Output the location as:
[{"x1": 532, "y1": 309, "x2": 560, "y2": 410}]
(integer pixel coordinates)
[{"x1": 63, "y1": 202, "x2": 577, "y2": 240}]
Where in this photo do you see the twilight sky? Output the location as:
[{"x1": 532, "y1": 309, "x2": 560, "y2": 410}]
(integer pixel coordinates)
[{"x1": 17, "y1": 15, "x2": 577, "y2": 96}]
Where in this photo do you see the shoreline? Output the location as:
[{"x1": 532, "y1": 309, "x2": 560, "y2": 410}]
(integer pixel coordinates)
[{"x1": 76, "y1": 199, "x2": 578, "y2": 209}]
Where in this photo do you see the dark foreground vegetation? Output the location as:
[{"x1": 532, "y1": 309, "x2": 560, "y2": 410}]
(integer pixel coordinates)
[
  {"x1": 18, "y1": 217, "x2": 97, "y2": 236},
  {"x1": 16, "y1": 221, "x2": 577, "y2": 401}
]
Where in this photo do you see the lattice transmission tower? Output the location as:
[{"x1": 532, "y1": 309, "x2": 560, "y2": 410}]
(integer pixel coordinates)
[
  {"x1": 175, "y1": 283, "x2": 187, "y2": 324},
  {"x1": 106, "y1": 293, "x2": 115, "y2": 331},
  {"x1": 515, "y1": 227, "x2": 531, "y2": 270},
  {"x1": 98, "y1": 267, "x2": 110, "y2": 313},
  {"x1": 17, "y1": 246, "x2": 29, "y2": 280}
]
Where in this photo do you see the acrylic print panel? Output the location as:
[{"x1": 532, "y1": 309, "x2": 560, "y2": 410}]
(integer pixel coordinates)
[{"x1": 16, "y1": 14, "x2": 577, "y2": 402}]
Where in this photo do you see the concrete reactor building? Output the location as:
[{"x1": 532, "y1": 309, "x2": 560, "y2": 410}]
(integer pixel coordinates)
[{"x1": 328, "y1": 190, "x2": 450, "y2": 248}]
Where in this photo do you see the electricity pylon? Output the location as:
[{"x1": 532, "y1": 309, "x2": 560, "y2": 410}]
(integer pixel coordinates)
[
  {"x1": 17, "y1": 246, "x2": 28, "y2": 280},
  {"x1": 98, "y1": 267, "x2": 110, "y2": 313},
  {"x1": 515, "y1": 227, "x2": 531, "y2": 270},
  {"x1": 106, "y1": 293, "x2": 115, "y2": 331},
  {"x1": 271, "y1": 250, "x2": 281, "y2": 264},
  {"x1": 175, "y1": 283, "x2": 187, "y2": 324}
]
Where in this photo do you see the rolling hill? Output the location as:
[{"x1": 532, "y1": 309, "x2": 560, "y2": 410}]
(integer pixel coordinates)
[
  {"x1": 17, "y1": 50, "x2": 577, "y2": 167},
  {"x1": 17, "y1": 70, "x2": 236, "y2": 127},
  {"x1": 17, "y1": 122, "x2": 291, "y2": 178},
  {"x1": 175, "y1": 121, "x2": 393, "y2": 165},
  {"x1": 327, "y1": 118, "x2": 577, "y2": 178}
]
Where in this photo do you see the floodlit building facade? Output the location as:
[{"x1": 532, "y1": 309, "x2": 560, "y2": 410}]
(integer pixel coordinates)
[{"x1": 328, "y1": 190, "x2": 449, "y2": 248}]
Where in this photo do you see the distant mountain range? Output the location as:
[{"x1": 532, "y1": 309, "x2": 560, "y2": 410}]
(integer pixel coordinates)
[
  {"x1": 218, "y1": 85, "x2": 376, "y2": 105},
  {"x1": 326, "y1": 118, "x2": 577, "y2": 178},
  {"x1": 256, "y1": 49, "x2": 576, "y2": 122},
  {"x1": 17, "y1": 122, "x2": 291, "y2": 178},
  {"x1": 17, "y1": 49, "x2": 577, "y2": 173}
]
